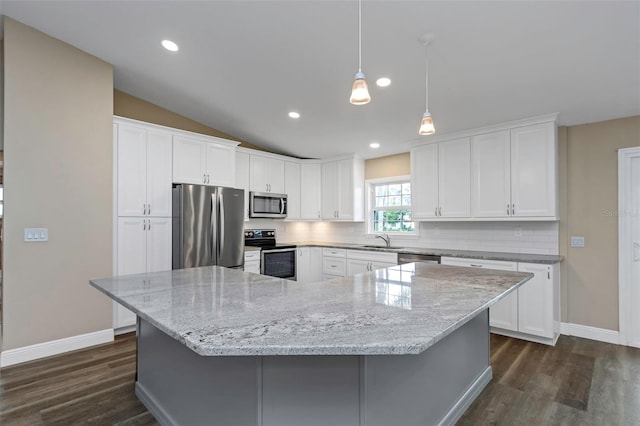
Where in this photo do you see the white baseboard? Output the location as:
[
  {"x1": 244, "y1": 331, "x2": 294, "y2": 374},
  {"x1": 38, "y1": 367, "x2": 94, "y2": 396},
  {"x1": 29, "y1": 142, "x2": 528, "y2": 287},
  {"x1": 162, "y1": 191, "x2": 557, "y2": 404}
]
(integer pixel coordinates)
[
  {"x1": 1, "y1": 329, "x2": 114, "y2": 368},
  {"x1": 561, "y1": 322, "x2": 620, "y2": 345}
]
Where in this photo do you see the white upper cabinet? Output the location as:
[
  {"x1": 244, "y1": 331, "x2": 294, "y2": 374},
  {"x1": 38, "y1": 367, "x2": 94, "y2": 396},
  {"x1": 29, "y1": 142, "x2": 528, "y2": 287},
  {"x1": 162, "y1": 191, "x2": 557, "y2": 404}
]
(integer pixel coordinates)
[
  {"x1": 472, "y1": 130, "x2": 511, "y2": 217},
  {"x1": 117, "y1": 123, "x2": 172, "y2": 218},
  {"x1": 300, "y1": 163, "x2": 322, "y2": 220},
  {"x1": 510, "y1": 123, "x2": 557, "y2": 217},
  {"x1": 472, "y1": 122, "x2": 557, "y2": 219},
  {"x1": 250, "y1": 155, "x2": 285, "y2": 194},
  {"x1": 235, "y1": 152, "x2": 250, "y2": 221},
  {"x1": 412, "y1": 138, "x2": 470, "y2": 219},
  {"x1": 321, "y1": 156, "x2": 364, "y2": 221},
  {"x1": 285, "y1": 161, "x2": 301, "y2": 220},
  {"x1": 173, "y1": 135, "x2": 237, "y2": 187}
]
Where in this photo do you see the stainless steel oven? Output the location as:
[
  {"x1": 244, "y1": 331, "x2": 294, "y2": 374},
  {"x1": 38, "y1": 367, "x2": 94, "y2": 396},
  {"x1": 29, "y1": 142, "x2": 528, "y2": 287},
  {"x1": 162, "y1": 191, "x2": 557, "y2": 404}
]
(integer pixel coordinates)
[
  {"x1": 244, "y1": 229, "x2": 296, "y2": 280},
  {"x1": 249, "y1": 192, "x2": 287, "y2": 219},
  {"x1": 261, "y1": 247, "x2": 296, "y2": 280}
]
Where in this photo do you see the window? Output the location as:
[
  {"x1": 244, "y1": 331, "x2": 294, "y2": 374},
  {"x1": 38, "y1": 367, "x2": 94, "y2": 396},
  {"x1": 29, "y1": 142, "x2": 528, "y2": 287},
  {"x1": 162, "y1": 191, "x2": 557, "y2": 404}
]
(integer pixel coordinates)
[{"x1": 369, "y1": 178, "x2": 414, "y2": 234}]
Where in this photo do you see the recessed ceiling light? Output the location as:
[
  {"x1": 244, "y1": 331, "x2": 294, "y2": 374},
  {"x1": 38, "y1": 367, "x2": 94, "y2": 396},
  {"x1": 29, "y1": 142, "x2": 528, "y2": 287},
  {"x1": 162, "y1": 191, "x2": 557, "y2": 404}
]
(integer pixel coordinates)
[
  {"x1": 288, "y1": 112, "x2": 301, "y2": 119},
  {"x1": 376, "y1": 77, "x2": 391, "y2": 87},
  {"x1": 369, "y1": 142, "x2": 380, "y2": 149},
  {"x1": 161, "y1": 40, "x2": 179, "y2": 52}
]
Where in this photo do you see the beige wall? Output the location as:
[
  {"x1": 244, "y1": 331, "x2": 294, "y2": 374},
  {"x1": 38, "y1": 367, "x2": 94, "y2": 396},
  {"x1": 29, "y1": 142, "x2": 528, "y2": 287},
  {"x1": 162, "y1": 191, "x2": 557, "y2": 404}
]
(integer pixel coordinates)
[
  {"x1": 364, "y1": 153, "x2": 410, "y2": 180},
  {"x1": 1, "y1": 40, "x2": 4, "y2": 150},
  {"x1": 3, "y1": 18, "x2": 113, "y2": 350},
  {"x1": 114, "y1": 90, "x2": 266, "y2": 151},
  {"x1": 562, "y1": 116, "x2": 640, "y2": 331}
]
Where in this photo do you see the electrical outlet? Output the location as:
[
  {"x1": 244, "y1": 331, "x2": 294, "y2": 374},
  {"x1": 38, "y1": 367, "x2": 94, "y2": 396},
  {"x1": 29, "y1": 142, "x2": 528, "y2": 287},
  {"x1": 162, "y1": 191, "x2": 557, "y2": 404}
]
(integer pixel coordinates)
[
  {"x1": 24, "y1": 228, "x2": 48, "y2": 242},
  {"x1": 570, "y1": 236, "x2": 585, "y2": 248}
]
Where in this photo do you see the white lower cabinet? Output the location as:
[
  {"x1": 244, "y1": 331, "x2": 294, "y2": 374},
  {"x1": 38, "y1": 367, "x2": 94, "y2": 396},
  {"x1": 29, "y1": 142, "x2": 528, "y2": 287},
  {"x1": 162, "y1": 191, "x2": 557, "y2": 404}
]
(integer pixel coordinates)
[
  {"x1": 115, "y1": 217, "x2": 172, "y2": 329},
  {"x1": 441, "y1": 256, "x2": 559, "y2": 345},
  {"x1": 244, "y1": 250, "x2": 260, "y2": 274},
  {"x1": 346, "y1": 250, "x2": 398, "y2": 275},
  {"x1": 296, "y1": 247, "x2": 323, "y2": 283},
  {"x1": 322, "y1": 248, "x2": 347, "y2": 278}
]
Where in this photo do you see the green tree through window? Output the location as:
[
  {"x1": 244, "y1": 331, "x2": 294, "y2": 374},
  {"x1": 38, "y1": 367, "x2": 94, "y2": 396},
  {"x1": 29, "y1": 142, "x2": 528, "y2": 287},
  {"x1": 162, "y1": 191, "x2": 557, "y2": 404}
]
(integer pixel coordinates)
[{"x1": 371, "y1": 181, "x2": 414, "y2": 233}]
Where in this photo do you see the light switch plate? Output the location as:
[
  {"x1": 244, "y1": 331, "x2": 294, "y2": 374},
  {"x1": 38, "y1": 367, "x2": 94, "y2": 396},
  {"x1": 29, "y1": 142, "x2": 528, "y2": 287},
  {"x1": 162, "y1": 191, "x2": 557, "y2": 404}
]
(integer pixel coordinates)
[
  {"x1": 24, "y1": 228, "x2": 48, "y2": 242},
  {"x1": 570, "y1": 236, "x2": 585, "y2": 248}
]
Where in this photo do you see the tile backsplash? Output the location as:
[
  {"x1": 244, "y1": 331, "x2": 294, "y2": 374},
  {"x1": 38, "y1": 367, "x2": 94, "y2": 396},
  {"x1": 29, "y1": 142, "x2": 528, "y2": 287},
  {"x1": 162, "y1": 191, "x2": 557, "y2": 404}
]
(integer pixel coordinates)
[{"x1": 245, "y1": 220, "x2": 559, "y2": 255}]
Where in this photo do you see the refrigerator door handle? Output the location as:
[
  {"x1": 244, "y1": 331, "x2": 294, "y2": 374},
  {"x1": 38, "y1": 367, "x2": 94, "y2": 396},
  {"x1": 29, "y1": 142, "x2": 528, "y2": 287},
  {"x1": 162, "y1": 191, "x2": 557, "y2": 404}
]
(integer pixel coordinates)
[
  {"x1": 219, "y1": 192, "x2": 225, "y2": 259},
  {"x1": 210, "y1": 191, "x2": 217, "y2": 264}
]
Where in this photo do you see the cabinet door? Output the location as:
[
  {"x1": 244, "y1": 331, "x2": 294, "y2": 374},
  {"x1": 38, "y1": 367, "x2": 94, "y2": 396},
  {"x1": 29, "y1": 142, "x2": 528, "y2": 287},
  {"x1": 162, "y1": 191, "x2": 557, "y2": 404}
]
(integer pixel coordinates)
[
  {"x1": 268, "y1": 158, "x2": 285, "y2": 194},
  {"x1": 245, "y1": 261, "x2": 260, "y2": 274},
  {"x1": 296, "y1": 247, "x2": 310, "y2": 282},
  {"x1": 517, "y1": 263, "x2": 554, "y2": 338},
  {"x1": 321, "y1": 161, "x2": 339, "y2": 219},
  {"x1": 347, "y1": 259, "x2": 370, "y2": 276},
  {"x1": 371, "y1": 261, "x2": 397, "y2": 271},
  {"x1": 285, "y1": 161, "x2": 301, "y2": 220},
  {"x1": 173, "y1": 136, "x2": 206, "y2": 185},
  {"x1": 472, "y1": 131, "x2": 511, "y2": 218},
  {"x1": 300, "y1": 163, "x2": 322, "y2": 220},
  {"x1": 249, "y1": 155, "x2": 269, "y2": 192},
  {"x1": 146, "y1": 130, "x2": 173, "y2": 217},
  {"x1": 117, "y1": 124, "x2": 147, "y2": 217},
  {"x1": 309, "y1": 247, "x2": 324, "y2": 282},
  {"x1": 235, "y1": 152, "x2": 250, "y2": 221},
  {"x1": 206, "y1": 143, "x2": 236, "y2": 187},
  {"x1": 411, "y1": 144, "x2": 439, "y2": 219},
  {"x1": 117, "y1": 217, "x2": 147, "y2": 275},
  {"x1": 439, "y1": 138, "x2": 471, "y2": 217},
  {"x1": 510, "y1": 123, "x2": 557, "y2": 217},
  {"x1": 337, "y1": 159, "x2": 354, "y2": 220},
  {"x1": 147, "y1": 218, "x2": 172, "y2": 273}
]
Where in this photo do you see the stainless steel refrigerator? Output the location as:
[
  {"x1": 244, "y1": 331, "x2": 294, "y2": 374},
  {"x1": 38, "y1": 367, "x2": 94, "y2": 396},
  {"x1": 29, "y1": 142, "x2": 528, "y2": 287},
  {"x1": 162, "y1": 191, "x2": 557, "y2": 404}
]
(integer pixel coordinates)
[{"x1": 172, "y1": 184, "x2": 245, "y2": 270}]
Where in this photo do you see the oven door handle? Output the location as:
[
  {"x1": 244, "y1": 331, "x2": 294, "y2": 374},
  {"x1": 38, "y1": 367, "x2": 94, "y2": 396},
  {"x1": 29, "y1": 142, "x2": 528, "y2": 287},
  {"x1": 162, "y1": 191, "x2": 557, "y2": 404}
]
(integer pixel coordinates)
[{"x1": 261, "y1": 248, "x2": 297, "y2": 254}]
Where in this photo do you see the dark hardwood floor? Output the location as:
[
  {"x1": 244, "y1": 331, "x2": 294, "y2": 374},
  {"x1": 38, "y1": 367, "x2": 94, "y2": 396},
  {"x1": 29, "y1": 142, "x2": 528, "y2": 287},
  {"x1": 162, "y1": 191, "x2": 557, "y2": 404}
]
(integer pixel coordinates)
[{"x1": 1, "y1": 332, "x2": 639, "y2": 425}]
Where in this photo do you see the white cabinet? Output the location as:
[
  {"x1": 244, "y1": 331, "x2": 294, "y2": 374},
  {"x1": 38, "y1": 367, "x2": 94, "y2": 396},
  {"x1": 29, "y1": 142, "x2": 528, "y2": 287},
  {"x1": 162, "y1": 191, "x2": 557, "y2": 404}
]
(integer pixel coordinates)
[
  {"x1": 300, "y1": 163, "x2": 322, "y2": 220},
  {"x1": 116, "y1": 123, "x2": 172, "y2": 217},
  {"x1": 472, "y1": 122, "x2": 557, "y2": 218},
  {"x1": 235, "y1": 152, "x2": 250, "y2": 221},
  {"x1": 412, "y1": 138, "x2": 471, "y2": 219},
  {"x1": 115, "y1": 217, "x2": 172, "y2": 328},
  {"x1": 285, "y1": 161, "x2": 301, "y2": 220},
  {"x1": 297, "y1": 247, "x2": 323, "y2": 283},
  {"x1": 321, "y1": 157, "x2": 364, "y2": 221},
  {"x1": 441, "y1": 256, "x2": 560, "y2": 345},
  {"x1": 173, "y1": 135, "x2": 236, "y2": 187},
  {"x1": 250, "y1": 155, "x2": 285, "y2": 194},
  {"x1": 346, "y1": 250, "x2": 398, "y2": 275},
  {"x1": 517, "y1": 263, "x2": 556, "y2": 339},
  {"x1": 322, "y1": 248, "x2": 347, "y2": 278},
  {"x1": 441, "y1": 257, "x2": 518, "y2": 331},
  {"x1": 244, "y1": 250, "x2": 260, "y2": 274}
]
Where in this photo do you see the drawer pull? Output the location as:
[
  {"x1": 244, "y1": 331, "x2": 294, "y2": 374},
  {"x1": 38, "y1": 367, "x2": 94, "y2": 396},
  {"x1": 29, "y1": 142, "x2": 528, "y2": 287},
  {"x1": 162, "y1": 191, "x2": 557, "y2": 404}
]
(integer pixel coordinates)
[{"x1": 470, "y1": 264, "x2": 483, "y2": 268}]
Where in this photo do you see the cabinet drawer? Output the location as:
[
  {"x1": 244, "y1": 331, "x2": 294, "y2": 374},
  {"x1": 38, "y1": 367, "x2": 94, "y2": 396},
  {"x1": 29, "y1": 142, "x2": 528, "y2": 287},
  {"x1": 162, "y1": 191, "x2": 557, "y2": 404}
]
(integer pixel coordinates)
[
  {"x1": 322, "y1": 248, "x2": 347, "y2": 258},
  {"x1": 244, "y1": 251, "x2": 260, "y2": 262},
  {"x1": 347, "y1": 249, "x2": 397, "y2": 264},
  {"x1": 323, "y1": 257, "x2": 346, "y2": 276},
  {"x1": 441, "y1": 257, "x2": 516, "y2": 271}
]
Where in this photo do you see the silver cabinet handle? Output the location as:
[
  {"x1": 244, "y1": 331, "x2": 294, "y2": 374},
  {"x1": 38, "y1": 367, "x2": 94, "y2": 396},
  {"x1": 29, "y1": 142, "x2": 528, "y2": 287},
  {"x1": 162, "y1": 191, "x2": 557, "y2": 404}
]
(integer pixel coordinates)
[
  {"x1": 512, "y1": 204, "x2": 515, "y2": 215},
  {"x1": 148, "y1": 220, "x2": 151, "y2": 230},
  {"x1": 435, "y1": 207, "x2": 438, "y2": 217},
  {"x1": 148, "y1": 204, "x2": 151, "y2": 215},
  {"x1": 143, "y1": 204, "x2": 146, "y2": 215},
  {"x1": 507, "y1": 204, "x2": 510, "y2": 216},
  {"x1": 317, "y1": 211, "x2": 320, "y2": 218},
  {"x1": 439, "y1": 207, "x2": 442, "y2": 216},
  {"x1": 633, "y1": 242, "x2": 640, "y2": 262},
  {"x1": 143, "y1": 220, "x2": 146, "y2": 231},
  {"x1": 203, "y1": 174, "x2": 206, "y2": 183}
]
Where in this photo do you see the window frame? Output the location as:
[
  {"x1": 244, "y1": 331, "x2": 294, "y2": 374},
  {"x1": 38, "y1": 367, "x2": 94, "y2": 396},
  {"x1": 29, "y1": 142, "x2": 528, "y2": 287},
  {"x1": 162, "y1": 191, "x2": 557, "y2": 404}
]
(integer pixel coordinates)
[{"x1": 366, "y1": 175, "x2": 417, "y2": 236}]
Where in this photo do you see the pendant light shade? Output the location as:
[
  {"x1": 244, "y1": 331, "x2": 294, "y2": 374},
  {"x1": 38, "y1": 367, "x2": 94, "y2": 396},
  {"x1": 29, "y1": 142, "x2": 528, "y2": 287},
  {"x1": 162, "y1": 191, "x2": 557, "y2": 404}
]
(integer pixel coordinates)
[
  {"x1": 350, "y1": 0, "x2": 370, "y2": 105},
  {"x1": 418, "y1": 36, "x2": 435, "y2": 135},
  {"x1": 350, "y1": 71, "x2": 371, "y2": 105},
  {"x1": 418, "y1": 112, "x2": 435, "y2": 135}
]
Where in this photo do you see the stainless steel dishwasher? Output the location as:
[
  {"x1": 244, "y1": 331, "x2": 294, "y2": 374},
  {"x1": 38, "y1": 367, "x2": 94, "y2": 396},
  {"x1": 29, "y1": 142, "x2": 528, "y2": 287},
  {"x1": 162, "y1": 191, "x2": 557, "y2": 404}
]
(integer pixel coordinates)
[{"x1": 397, "y1": 253, "x2": 441, "y2": 265}]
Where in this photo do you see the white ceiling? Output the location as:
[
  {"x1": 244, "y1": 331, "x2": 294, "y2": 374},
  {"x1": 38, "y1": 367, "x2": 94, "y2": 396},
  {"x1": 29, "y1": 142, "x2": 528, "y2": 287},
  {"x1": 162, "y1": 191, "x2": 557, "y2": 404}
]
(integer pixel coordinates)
[{"x1": 3, "y1": 1, "x2": 639, "y2": 159}]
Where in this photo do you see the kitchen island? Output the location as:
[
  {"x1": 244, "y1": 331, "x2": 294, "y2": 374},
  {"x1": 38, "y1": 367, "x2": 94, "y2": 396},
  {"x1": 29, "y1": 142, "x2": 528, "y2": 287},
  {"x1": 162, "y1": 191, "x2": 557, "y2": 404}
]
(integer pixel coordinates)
[{"x1": 90, "y1": 263, "x2": 532, "y2": 426}]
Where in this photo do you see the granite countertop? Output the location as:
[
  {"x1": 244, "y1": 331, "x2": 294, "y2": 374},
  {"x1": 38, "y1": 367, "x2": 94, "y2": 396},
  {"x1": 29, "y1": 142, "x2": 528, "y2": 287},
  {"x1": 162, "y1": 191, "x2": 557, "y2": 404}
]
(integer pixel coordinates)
[
  {"x1": 90, "y1": 263, "x2": 532, "y2": 356},
  {"x1": 289, "y1": 241, "x2": 563, "y2": 264}
]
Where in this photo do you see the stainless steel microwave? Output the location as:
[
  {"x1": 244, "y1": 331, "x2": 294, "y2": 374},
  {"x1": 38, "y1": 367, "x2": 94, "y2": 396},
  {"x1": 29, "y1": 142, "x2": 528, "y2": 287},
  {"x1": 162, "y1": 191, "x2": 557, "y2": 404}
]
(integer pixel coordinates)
[{"x1": 249, "y1": 192, "x2": 287, "y2": 218}]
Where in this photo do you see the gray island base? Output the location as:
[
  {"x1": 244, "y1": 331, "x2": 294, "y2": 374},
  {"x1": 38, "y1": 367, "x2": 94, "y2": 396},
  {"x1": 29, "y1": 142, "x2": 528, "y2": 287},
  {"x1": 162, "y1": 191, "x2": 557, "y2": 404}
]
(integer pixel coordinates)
[{"x1": 90, "y1": 263, "x2": 532, "y2": 426}]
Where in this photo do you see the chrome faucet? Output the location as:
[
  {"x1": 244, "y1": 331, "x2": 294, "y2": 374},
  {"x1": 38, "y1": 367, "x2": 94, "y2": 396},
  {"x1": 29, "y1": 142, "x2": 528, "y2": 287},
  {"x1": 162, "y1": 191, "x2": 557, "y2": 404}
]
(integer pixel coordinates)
[{"x1": 376, "y1": 233, "x2": 391, "y2": 248}]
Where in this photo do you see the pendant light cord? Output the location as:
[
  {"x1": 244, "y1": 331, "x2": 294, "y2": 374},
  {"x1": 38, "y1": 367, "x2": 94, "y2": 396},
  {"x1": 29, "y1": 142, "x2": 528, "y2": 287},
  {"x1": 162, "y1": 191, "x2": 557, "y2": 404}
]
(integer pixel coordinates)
[
  {"x1": 358, "y1": 0, "x2": 362, "y2": 72},
  {"x1": 425, "y1": 44, "x2": 429, "y2": 111}
]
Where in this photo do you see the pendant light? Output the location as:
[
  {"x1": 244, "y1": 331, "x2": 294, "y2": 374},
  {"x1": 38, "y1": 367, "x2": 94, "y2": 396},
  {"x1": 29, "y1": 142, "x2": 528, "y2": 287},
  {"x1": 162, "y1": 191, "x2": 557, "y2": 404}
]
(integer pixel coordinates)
[
  {"x1": 350, "y1": 0, "x2": 371, "y2": 105},
  {"x1": 418, "y1": 36, "x2": 435, "y2": 135}
]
